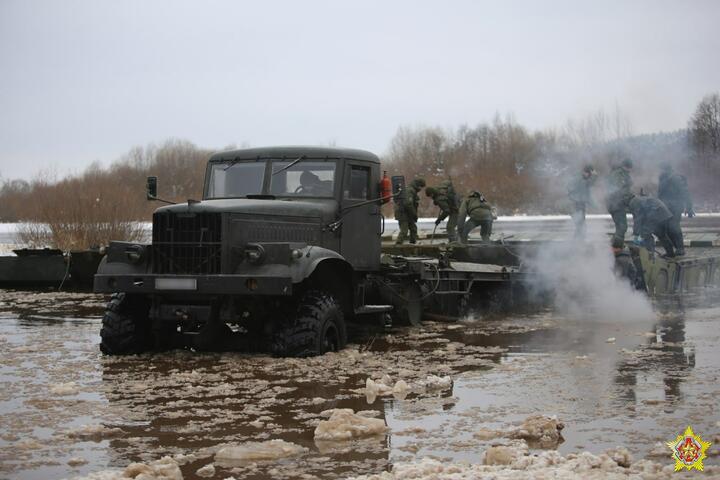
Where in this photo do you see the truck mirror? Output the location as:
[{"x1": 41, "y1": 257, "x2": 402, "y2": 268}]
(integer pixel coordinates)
[
  {"x1": 391, "y1": 175, "x2": 405, "y2": 196},
  {"x1": 146, "y1": 176, "x2": 158, "y2": 200}
]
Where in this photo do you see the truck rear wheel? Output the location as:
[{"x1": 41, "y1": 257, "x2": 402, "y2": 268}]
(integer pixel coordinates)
[
  {"x1": 271, "y1": 291, "x2": 347, "y2": 357},
  {"x1": 100, "y1": 293, "x2": 152, "y2": 355}
]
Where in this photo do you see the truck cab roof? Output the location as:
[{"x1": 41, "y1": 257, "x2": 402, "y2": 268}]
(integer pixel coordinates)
[{"x1": 208, "y1": 146, "x2": 380, "y2": 164}]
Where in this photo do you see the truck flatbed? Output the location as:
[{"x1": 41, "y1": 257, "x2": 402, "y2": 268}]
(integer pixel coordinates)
[{"x1": 383, "y1": 238, "x2": 720, "y2": 297}]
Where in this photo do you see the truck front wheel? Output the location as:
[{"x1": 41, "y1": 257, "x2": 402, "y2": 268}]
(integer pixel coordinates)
[
  {"x1": 271, "y1": 291, "x2": 347, "y2": 357},
  {"x1": 100, "y1": 293, "x2": 152, "y2": 355}
]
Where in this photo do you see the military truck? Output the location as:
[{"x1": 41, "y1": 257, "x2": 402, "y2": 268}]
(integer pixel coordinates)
[
  {"x1": 94, "y1": 146, "x2": 720, "y2": 356},
  {"x1": 95, "y1": 146, "x2": 514, "y2": 356}
]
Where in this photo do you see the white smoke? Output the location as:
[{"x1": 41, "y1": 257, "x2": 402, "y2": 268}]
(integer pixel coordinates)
[{"x1": 526, "y1": 224, "x2": 654, "y2": 322}]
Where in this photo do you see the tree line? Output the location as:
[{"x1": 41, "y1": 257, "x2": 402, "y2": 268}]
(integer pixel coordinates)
[
  {"x1": 386, "y1": 94, "x2": 720, "y2": 216},
  {"x1": 1, "y1": 139, "x2": 213, "y2": 250},
  {"x1": 1, "y1": 94, "x2": 718, "y2": 249}
]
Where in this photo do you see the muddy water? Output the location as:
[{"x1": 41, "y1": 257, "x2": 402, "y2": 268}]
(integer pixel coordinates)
[{"x1": 1, "y1": 289, "x2": 719, "y2": 479}]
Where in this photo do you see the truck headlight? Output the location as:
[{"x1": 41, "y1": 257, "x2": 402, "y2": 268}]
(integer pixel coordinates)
[
  {"x1": 124, "y1": 244, "x2": 146, "y2": 264},
  {"x1": 244, "y1": 244, "x2": 265, "y2": 265}
]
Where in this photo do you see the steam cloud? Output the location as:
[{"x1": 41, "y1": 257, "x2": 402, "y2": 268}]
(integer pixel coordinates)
[{"x1": 527, "y1": 222, "x2": 654, "y2": 322}]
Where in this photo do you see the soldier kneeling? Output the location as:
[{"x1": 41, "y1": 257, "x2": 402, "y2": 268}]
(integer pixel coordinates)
[
  {"x1": 628, "y1": 194, "x2": 683, "y2": 258},
  {"x1": 425, "y1": 180, "x2": 459, "y2": 242},
  {"x1": 457, "y1": 191, "x2": 495, "y2": 243}
]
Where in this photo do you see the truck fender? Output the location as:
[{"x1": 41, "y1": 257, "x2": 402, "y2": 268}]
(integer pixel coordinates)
[
  {"x1": 288, "y1": 246, "x2": 353, "y2": 284},
  {"x1": 95, "y1": 255, "x2": 148, "y2": 275},
  {"x1": 96, "y1": 241, "x2": 150, "y2": 275}
]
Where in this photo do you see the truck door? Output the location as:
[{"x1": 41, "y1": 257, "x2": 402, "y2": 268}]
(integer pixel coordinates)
[{"x1": 340, "y1": 162, "x2": 381, "y2": 271}]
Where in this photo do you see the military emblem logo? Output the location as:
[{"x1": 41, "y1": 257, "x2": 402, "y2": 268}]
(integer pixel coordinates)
[{"x1": 667, "y1": 426, "x2": 711, "y2": 471}]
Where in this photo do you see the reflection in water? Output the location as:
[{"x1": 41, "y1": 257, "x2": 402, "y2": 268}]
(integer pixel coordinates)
[
  {"x1": 657, "y1": 315, "x2": 696, "y2": 401},
  {"x1": 1, "y1": 288, "x2": 719, "y2": 479},
  {"x1": 613, "y1": 302, "x2": 698, "y2": 410}
]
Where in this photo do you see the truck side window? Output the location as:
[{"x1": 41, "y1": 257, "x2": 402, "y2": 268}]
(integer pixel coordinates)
[{"x1": 346, "y1": 166, "x2": 370, "y2": 200}]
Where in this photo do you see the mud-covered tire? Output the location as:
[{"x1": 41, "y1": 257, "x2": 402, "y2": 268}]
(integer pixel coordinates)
[
  {"x1": 271, "y1": 291, "x2": 347, "y2": 357},
  {"x1": 100, "y1": 293, "x2": 152, "y2": 355}
]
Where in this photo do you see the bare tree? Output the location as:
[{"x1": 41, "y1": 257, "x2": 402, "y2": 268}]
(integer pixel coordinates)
[
  {"x1": 689, "y1": 93, "x2": 720, "y2": 157},
  {"x1": 612, "y1": 101, "x2": 633, "y2": 140}
]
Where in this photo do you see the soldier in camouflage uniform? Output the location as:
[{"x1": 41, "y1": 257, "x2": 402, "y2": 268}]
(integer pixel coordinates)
[
  {"x1": 605, "y1": 158, "x2": 634, "y2": 243},
  {"x1": 658, "y1": 164, "x2": 694, "y2": 256},
  {"x1": 457, "y1": 191, "x2": 495, "y2": 243},
  {"x1": 394, "y1": 178, "x2": 426, "y2": 245},
  {"x1": 628, "y1": 194, "x2": 683, "y2": 257},
  {"x1": 567, "y1": 164, "x2": 597, "y2": 238},
  {"x1": 612, "y1": 237, "x2": 639, "y2": 289},
  {"x1": 425, "y1": 179, "x2": 459, "y2": 242}
]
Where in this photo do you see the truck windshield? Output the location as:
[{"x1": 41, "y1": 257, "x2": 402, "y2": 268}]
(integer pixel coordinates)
[
  {"x1": 206, "y1": 161, "x2": 265, "y2": 198},
  {"x1": 270, "y1": 160, "x2": 336, "y2": 197},
  {"x1": 205, "y1": 159, "x2": 337, "y2": 199}
]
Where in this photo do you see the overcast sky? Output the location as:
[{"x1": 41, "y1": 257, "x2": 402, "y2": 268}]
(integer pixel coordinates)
[{"x1": 1, "y1": 0, "x2": 718, "y2": 180}]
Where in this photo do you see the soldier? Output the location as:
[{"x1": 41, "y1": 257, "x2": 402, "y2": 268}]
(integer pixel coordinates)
[
  {"x1": 628, "y1": 194, "x2": 683, "y2": 258},
  {"x1": 298, "y1": 170, "x2": 328, "y2": 196},
  {"x1": 394, "y1": 178, "x2": 426, "y2": 245},
  {"x1": 658, "y1": 164, "x2": 694, "y2": 256},
  {"x1": 567, "y1": 164, "x2": 597, "y2": 238},
  {"x1": 457, "y1": 191, "x2": 495, "y2": 243},
  {"x1": 605, "y1": 158, "x2": 634, "y2": 243},
  {"x1": 425, "y1": 179, "x2": 459, "y2": 242},
  {"x1": 612, "y1": 237, "x2": 638, "y2": 288}
]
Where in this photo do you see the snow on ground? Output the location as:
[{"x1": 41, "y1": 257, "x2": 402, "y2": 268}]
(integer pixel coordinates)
[
  {"x1": 69, "y1": 456, "x2": 183, "y2": 480},
  {"x1": 344, "y1": 447, "x2": 719, "y2": 480},
  {"x1": 2, "y1": 214, "x2": 719, "y2": 249},
  {"x1": 0, "y1": 243, "x2": 23, "y2": 256},
  {"x1": 214, "y1": 439, "x2": 308, "y2": 465},
  {"x1": 314, "y1": 409, "x2": 389, "y2": 441}
]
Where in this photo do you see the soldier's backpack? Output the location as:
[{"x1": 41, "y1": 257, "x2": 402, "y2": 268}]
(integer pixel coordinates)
[{"x1": 439, "y1": 179, "x2": 459, "y2": 209}]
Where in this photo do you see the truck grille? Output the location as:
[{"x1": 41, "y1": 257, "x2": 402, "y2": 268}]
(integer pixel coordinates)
[
  {"x1": 237, "y1": 221, "x2": 320, "y2": 243},
  {"x1": 152, "y1": 212, "x2": 222, "y2": 274}
]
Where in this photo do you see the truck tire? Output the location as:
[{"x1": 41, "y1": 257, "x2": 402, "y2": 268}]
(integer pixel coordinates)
[
  {"x1": 100, "y1": 293, "x2": 152, "y2": 355},
  {"x1": 271, "y1": 291, "x2": 347, "y2": 357}
]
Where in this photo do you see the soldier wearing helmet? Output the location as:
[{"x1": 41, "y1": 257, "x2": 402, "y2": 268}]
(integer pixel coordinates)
[
  {"x1": 394, "y1": 178, "x2": 426, "y2": 244},
  {"x1": 567, "y1": 164, "x2": 597, "y2": 238},
  {"x1": 457, "y1": 191, "x2": 495, "y2": 243},
  {"x1": 628, "y1": 194, "x2": 682, "y2": 258},
  {"x1": 658, "y1": 163, "x2": 693, "y2": 256},
  {"x1": 605, "y1": 158, "x2": 634, "y2": 243},
  {"x1": 425, "y1": 179, "x2": 459, "y2": 242}
]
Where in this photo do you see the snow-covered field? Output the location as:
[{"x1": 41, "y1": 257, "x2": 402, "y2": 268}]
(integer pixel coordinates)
[{"x1": 2, "y1": 213, "x2": 719, "y2": 254}]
